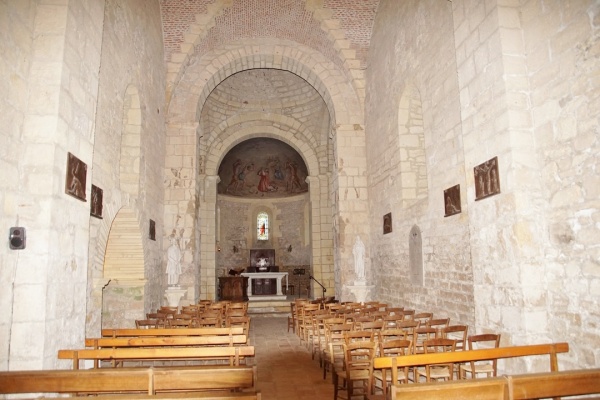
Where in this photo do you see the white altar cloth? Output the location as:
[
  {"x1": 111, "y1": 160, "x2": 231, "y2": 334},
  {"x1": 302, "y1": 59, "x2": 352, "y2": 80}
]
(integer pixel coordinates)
[{"x1": 241, "y1": 272, "x2": 288, "y2": 300}]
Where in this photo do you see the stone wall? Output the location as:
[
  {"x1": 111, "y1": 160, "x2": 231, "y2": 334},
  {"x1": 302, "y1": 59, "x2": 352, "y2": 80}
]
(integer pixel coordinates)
[
  {"x1": 521, "y1": 0, "x2": 600, "y2": 369},
  {"x1": 87, "y1": 0, "x2": 166, "y2": 333},
  {"x1": 366, "y1": 0, "x2": 473, "y2": 326},
  {"x1": 0, "y1": 1, "x2": 105, "y2": 369},
  {"x1": 366, "y1": 0, "x2": 599, "y2": 370}
]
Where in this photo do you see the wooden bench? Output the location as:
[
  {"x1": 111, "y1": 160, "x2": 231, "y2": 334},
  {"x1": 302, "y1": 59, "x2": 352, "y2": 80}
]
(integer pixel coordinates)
[
  {"x1": 0, "y1": 365, "x2": 257, "y2": 395},
  {"x1": 373, "y1": 343, "x2": 569, "y2": 398},
  {"x1": 58, "y1": 345, "x2": 255, "y2": 369},
  {"x1": 101, "y1": 327, "x2": 245, "y2": 338},
  {"x1": 508, "y1": 368, "x2": 600, "y2": 399},
  {"x1": 389, "y1": 368, "x2": 600, "y2": 400},
  {"x1": 86, "y1": 335, "x2": 248, "y2": 348}
]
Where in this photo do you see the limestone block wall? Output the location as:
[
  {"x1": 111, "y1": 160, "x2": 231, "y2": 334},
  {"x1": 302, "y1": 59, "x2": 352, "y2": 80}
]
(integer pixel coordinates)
[
  {"x1": 87, "y1": 0, "x2": 167, "y2": 334},
  {"x1": 366, "y1": 0, "x2": 474, "y2": 325},
  {"x1": 367, "y1": 0, "x2": 599, "y2": 371},
  {"x1": 521, "y1": 0, "x2": 600, "y2": 369},
  {"x1": 0, "y1": 0, "x2": 38, "y2": 371},
  {"x1": 0, "y1": 1, "x2": 105, "y2": 369}
]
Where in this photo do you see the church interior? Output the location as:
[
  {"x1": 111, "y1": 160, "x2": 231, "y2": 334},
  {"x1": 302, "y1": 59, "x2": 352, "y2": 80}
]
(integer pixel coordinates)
[{"x1": 1, "y1": 0, "x2": 598, "y2": 387}]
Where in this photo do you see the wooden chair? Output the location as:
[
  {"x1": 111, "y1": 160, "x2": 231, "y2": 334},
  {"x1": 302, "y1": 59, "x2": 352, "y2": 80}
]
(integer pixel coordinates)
[
  {"x1": 226, "y1": 315, "x2": 251, "y2": 336},
  {"x1": 380, "y1": 314, "x2": 402, "y2": 329},
  {"x1": 412, "y1": 327, "x2": 439, "y2": 354},
  {"x1": 413, "y1": 312, "x2": 433, "y2": 325},
  {"x1": 333, "y1": 341, "x2": 377, "y2": 400},
  {"x1": 384, "y1": 307, "x2": 404, "y2": 316},
  {"x1": 460, "y1": 333, "x2": 501, "y2": 379},
  {"x1": 135, "y1": 319, "x2": 159, "y2": 329},
  {"x1": 168, "y1": 319, "x2": 192, "y2": 328},
  {"x1": 371, "y1": 338, "x2": 413, "y2": 398},
  {"x1": 323, "y1": 323, "x2": 353, "y2": 381},
  {"x1": 442, "y1": 325, "x2": 468, "y2": 351},
  {"x1": 378, "y1": 329, "x2": 407, "y2": 343},
  {"x1": 344, "y1": 330, "x2": 375, "y2": 344},
  {"x1": 426, "y1": 317, "x2": 450, "y2": 331},
  {"x1": 401, "y1": 309, "x2": 415, "y2": 320},
  {"x1": 146, "y1": 313, "x2": 169, "y2": 327},
  {"x1": 298, "y1": 303, "x2": 321, "y2": 345},
  {"x1": 357, "y1": 320, "x2": 384, "y2": 332},
  {"x1": 415, "y1": 338, "x2": 456, "y2": 382},
  {"x1": 287, "y1": 302, "x2": 296, "y2": 333}
]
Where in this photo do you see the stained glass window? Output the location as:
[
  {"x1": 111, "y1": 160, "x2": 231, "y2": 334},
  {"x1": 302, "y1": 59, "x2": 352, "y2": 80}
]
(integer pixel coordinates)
[{"x1": 257, "y1": 212, "x2": 268, "y2": 241}]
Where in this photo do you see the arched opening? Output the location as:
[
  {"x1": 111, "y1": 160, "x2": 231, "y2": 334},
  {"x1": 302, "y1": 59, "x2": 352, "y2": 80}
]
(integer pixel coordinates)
[{"x1": 101, "y1": 207, "x2": 146, "y2": 328}]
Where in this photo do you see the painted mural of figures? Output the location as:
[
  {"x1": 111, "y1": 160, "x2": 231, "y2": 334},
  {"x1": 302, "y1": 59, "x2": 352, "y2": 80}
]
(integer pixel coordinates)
[
  {"x1": 285, "y1": 161, "x2": 302, "y2": 192},
  {"x1": 226, "y1": 159, "x2": 243, "y2": 193},
  {"x1": 257, "y1": 167, "x2": 278, "y2": 192}
]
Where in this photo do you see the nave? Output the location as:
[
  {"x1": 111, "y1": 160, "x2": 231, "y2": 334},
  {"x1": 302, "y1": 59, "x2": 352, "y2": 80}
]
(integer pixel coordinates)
[{"x1": 250, "y1": 315, "x2": 333, "y2": 400}]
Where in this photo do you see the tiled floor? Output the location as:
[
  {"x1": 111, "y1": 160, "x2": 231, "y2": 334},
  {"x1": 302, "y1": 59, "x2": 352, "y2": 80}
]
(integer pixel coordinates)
[{"x1": 249, "y1": 315, "x2": 334, "y2": 400}]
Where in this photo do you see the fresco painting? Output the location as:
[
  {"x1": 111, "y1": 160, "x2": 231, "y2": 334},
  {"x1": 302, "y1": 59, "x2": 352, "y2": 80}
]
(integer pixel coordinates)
[{"x1": 218, "y1": 138, "x2": 309, "y2": 198}]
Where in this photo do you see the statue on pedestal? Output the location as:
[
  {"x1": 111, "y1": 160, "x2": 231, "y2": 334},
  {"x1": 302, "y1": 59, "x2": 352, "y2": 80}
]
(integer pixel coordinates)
[
  {"x1": 166, "y1": 237, "x2": 182, "y2": 286},
  {"x1": 353, "y1": 235, "x2": 366, "y2": 282}
]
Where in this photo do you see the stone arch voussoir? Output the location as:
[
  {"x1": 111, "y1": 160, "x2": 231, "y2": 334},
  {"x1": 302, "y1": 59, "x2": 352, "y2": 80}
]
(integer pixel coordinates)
[
  {"x1": 204, "y1": 124, "x2": 320, "y2": 178},
  {"x1": 167, "y1": 41, "x2": 363, "y2": 129}
]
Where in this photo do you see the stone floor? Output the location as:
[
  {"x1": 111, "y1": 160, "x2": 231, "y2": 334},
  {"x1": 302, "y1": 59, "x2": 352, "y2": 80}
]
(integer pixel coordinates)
[{"x1": 248, "y1": 315, "x2": 334, "y2": 400}]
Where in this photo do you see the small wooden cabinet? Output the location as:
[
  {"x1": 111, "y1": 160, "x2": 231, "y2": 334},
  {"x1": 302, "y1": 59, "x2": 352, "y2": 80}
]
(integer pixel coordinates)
[{"x1": 218, "y1": 276, "x2": 249, "y2": 302}]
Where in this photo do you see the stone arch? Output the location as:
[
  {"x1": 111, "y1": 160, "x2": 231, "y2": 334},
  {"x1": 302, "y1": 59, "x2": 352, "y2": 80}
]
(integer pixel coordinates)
[
  {"x1": 398, "y1": 83, "x2": 428, "y2": 207},
  {"x1": 204, "y1": 119, "x2": 321, "y2": 178},
  {"x1": 120, "y1": 85, "x2": 142, "y2": 196},
  {"x1": 103, "y1": 207, "x2": 145, "y2": 280},
  {"x1": 167, "y1": 40, "x2": 363, "y2": 127}
]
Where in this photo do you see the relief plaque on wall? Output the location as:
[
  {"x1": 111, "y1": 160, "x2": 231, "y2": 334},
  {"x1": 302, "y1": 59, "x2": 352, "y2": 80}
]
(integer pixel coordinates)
[
  {"x1": 383, "y1": 212, "x2": 392, "y2": 234},
  {"x1": 90, "y1": 184, "x2": 103, "y2": 218},
  {"x1": 443, "y1": 184, "x2": 461, "y2": 217},
  {"x1": 149, "y1": 219, "x2": 156, "y2": 241},
  {"x1": 65, "y1": 152, "x2": 87, "y2": 201},
  {"x1": 474, "y1": 156, "x2": 501, "y2": 201}
]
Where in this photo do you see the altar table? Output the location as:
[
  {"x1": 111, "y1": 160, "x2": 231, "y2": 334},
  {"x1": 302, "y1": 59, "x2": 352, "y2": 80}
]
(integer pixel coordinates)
[{"x1": 241, "y1": 272, "x2": 288, "y2": 301}]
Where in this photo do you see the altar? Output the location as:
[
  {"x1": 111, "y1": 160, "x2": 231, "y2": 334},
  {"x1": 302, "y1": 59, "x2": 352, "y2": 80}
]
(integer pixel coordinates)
[{"x1": 241, "y1": 272, "x2": 288, "y2": 301}]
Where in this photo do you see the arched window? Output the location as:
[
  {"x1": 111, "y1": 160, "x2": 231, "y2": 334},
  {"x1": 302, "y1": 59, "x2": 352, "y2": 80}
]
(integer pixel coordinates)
[{"x1": 257, "y1": 212, "x2": 269, "y2": 241}]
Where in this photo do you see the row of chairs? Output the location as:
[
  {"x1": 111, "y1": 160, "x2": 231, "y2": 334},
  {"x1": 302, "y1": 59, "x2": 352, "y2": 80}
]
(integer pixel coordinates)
[
  {"x1": 135, "y1": 301, "x2": 250, "y2": 332},
  {"x1": 290, "y1": 299, "x2": 502, "y2": 399}
]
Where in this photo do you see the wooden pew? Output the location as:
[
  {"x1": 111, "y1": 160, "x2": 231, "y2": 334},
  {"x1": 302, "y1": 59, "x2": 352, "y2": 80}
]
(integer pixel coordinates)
[
  {"x1": 508, "y1": 368, "x2": 600, "y2": 399},
  {"x1": 390, "y1": 377, "x2": 509, "y2": 400},
  {"x1": 0, "y1": 365, "x2": 257, "y2": 395},
  {"x1": 374, "y1": 342, "x2": 569, "y2": 375},
  {"x1": 58, "y1": 345, "x2": 255, "y2": 369},
  {"x1": 86, "y1": 335, "x2": 248, "y2": 348},
  {"x1": 388, "y1": 368, "x2": 600, "y2": 400},
  {"x1": 101, "y1": 327, "x2": 245, "y2": 338},
  {"x1": 70, "y1": 393, "x2": 262, "y2": 400}
]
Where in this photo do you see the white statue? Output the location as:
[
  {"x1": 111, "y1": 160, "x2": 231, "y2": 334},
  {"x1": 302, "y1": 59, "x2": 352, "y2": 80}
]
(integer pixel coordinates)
[
  {"x1": 166, "y1": 237, "x2": 182, "y2": 286},
  {"x1": 353, "y1": 235, "x2": 366, "y2": 281}
]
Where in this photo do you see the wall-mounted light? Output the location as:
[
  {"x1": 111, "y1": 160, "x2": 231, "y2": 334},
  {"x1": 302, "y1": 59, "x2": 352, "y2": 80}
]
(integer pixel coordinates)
[
  {"x1": 216, "y1": 241, "x2": 221, "y2": 252},
  {"x1": 232, "y1": 245, "x2": 238, "y2": 253},
  {"x1": 287, "y1": 244, "x2": 292, "y2": 252}
]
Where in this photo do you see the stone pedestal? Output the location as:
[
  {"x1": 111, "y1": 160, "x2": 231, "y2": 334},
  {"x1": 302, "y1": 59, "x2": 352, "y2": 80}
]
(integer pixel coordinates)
[
  {"x1": 164, "y1": 286, "x2": 187, "y2": 307},
  {"x1": 344, "y1": 282, "x2": 374, "y2": 303}
]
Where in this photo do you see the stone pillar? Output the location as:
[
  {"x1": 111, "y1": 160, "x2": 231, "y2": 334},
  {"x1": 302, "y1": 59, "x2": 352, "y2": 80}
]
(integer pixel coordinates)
[
  {"x1": 307, "y1": 174, "x2": 334, "y2": 297},
  {"x1": 198, "y1": 174, "x2": 219, "y2": 300},
  {"x1": 331, "y1": 124, "x2": 370, "y2": 299}
]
